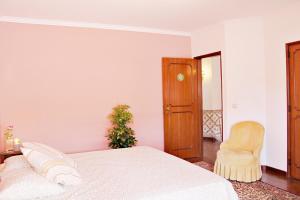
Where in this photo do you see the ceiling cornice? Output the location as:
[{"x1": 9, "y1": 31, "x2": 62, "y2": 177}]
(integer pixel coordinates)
[{"x1": 0, "y1": 16, "x2": 191, "y2": 37}]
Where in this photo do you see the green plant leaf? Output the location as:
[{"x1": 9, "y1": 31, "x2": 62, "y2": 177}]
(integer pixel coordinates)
[{"x1": 107, "y1": 104, "x2": 137, "y2": 149}]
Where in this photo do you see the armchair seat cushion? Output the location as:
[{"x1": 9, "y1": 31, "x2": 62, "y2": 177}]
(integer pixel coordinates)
[{"x1": 217, "y1": 149, "x2": 257, "y2": 165}]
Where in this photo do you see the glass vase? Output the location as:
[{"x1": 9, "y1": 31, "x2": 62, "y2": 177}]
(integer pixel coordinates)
[{"x1": 5, "y1": 138, "x2": 14, "y2": 152}]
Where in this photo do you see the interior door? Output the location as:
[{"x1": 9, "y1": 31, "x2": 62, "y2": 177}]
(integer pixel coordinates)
[
  {"x1": 162, "y1": 58, "x2": 202, "y2": 160},
  {"x1": 288, "y1": 42, "x2": 300, "y2": 180}
]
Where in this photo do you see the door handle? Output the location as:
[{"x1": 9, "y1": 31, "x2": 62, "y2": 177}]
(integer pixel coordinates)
[{"x1": 166, "y1": 105, "x2": 171, "y2": 111}]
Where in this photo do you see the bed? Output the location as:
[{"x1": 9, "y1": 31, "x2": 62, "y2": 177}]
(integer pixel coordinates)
[{"x1": 41, "y1": 146, "x2": 238, "y2": 200}]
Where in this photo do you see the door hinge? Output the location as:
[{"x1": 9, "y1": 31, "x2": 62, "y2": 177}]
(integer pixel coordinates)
[
  {"x1": 288, "y1": 105, "x2": 292, "y2": 112},
  {"x1": 288, "y1": 50, "x2": 291, "y2": 58}
]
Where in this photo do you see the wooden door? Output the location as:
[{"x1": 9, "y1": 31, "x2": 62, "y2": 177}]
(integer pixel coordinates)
[
  {"x1": 162, "y1": 58, "x2": 202, "y2": 161},
  {"x1": 288, "y1": 42, "x2": 300, "y2": 179}
]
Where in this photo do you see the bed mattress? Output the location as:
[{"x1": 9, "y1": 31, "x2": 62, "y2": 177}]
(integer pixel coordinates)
[{"x1": 44, "y1": 146, "x2": 238, "y2": 200}]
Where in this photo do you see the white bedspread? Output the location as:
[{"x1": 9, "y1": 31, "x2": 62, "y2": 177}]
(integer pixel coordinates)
[{"x1": 43, "y1": 146, "x2": 238, "y2": 200}]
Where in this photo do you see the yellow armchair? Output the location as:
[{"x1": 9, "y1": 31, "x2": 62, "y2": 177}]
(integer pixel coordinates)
[{"x1": 214, "y1": 121, "x2": 264, "y2": 182}]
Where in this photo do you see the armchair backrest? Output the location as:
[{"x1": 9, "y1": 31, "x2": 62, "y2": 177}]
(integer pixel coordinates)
[{"x1": 228, "y1": 121, "x2": 264, "y2": 152}]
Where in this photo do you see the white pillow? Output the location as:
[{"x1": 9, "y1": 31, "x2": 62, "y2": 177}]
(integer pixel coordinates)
[
  {"x1": 0, "y1": 167, "x2": 64, "y2": 200},
  {"x1": 0, "y1": 164, "x2": 5, "y2": 172},
  {"x1": 2, "y1": 155, "x2": 31, "y2": 172},
  {"x1": 21, "y1": 147, "x2": 81, "y2": 186},
  {"x1": 22, "y1": 142, "x2": 76, "y2": 167}
]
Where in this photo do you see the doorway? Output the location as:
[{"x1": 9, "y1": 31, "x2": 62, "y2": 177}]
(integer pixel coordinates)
[
  {"x1": 287, "y1": 41, "x2": 300, "y2": 180},
  {"x1": 195, "y1": 52, "x2": 223, "y2": 164}
]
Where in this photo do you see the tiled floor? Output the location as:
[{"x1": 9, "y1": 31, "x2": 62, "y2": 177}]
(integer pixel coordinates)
[{"x1": 202, "y1": 138, "x2": 300, "y2": 196}]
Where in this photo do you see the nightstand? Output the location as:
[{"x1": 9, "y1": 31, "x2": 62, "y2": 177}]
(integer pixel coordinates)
[{"x1": 0, "y1": 151, "x2": 22, "y2": 163}]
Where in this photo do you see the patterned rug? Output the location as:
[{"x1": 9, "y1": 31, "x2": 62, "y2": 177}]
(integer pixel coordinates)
[{"x1": 195, "y1": 161, "x2": 300, "y2": 200}]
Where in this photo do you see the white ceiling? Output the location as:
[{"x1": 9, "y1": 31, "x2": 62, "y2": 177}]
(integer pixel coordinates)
[{"x1": 0, "y1": 0, "x2": 298, "y2": 33}]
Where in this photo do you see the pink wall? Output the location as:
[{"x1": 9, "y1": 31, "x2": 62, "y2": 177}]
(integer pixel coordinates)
[
  {"x1": 0, "y1": 22, "x2": 191, "y2": 153},
  {"x1": 191, "y1": 23, "x2": 225, "y2": 57}
]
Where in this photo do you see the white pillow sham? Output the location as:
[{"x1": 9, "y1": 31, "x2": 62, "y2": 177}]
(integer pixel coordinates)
[
  {"x1": 2, "y1": 155, "x2": 31, "y2": 172},
  {"x1": 21, "y1": 146, "x2": 81, "y2": 186},
  {"x1": 22, "y1": 142, "x2": 76, "y2": 167},
  {"x1": 0, "y1": 165, "x2": 64, "y2": 200}
]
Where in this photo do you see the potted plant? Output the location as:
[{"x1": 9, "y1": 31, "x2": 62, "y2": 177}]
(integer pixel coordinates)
[{"x1": 107, "y1": 105, "x2": 137, "y2": 148}]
